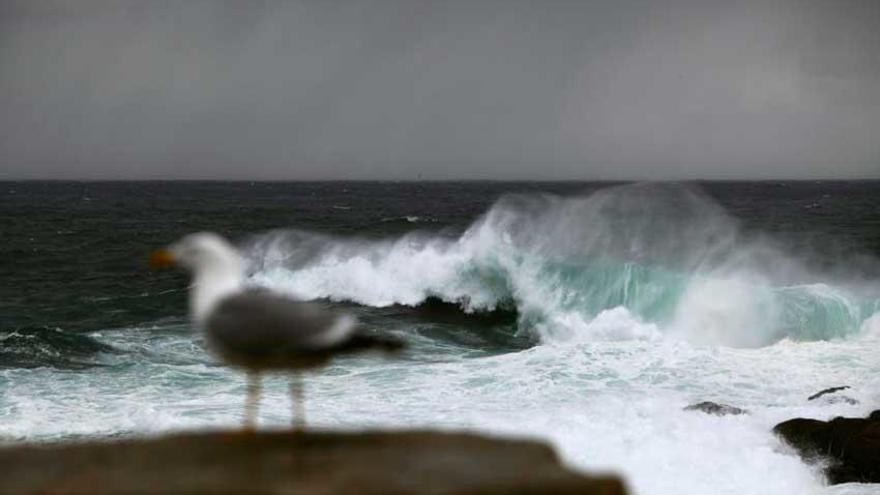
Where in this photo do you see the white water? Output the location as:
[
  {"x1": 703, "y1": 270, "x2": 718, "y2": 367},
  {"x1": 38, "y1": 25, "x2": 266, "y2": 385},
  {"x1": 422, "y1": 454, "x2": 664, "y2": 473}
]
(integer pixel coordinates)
[
  {"x1": 247, "y1": 184, "x2": 879, "y2": 345},
  {"x1": 3, "y1": 316, "x2": 879, "y2": 494}
]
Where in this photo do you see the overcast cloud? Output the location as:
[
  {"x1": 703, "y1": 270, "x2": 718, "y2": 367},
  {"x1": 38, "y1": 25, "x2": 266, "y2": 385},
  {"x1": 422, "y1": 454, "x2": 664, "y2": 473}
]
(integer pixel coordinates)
[{"x1": 1, "y1": 0, "x2": 878, "y2": 179}]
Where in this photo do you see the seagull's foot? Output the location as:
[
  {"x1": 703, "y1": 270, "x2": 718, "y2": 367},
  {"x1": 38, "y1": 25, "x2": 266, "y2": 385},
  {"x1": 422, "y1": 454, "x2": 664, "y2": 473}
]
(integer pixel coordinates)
[
  {"x1": 244, "y1": 371, "x2": 261, "y2": 433},
  {"x1": 292, "y1": 418, "x2": 306, "y2": 434},
  {"x1": 290, "y1": 374, "x2": 306, "y2": 433}
]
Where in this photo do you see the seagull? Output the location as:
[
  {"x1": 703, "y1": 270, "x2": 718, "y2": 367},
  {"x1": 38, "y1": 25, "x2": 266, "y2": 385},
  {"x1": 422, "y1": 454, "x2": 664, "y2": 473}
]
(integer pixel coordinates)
[{"x1": 150, "y1": 232, "x2": 403, "y2": 430}]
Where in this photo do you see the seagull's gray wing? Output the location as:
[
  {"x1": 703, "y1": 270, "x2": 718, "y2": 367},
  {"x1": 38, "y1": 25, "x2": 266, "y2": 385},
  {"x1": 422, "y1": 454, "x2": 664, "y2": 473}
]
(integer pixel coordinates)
[{"x1": 204, "y1": 290, "x2": 355, "y2": 358}]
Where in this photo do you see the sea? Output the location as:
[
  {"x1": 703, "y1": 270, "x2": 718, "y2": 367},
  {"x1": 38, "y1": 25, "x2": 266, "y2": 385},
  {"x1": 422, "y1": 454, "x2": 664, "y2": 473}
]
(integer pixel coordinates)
[{"x1": 2, "y1": 180, "x2": 879, "y2": 495}]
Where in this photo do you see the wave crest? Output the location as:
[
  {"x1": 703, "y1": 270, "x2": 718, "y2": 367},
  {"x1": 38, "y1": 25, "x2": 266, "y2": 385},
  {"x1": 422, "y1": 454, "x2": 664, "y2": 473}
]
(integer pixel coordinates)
[{"x1": 245, "y1": 183, "x2": 880, "y2": 347}]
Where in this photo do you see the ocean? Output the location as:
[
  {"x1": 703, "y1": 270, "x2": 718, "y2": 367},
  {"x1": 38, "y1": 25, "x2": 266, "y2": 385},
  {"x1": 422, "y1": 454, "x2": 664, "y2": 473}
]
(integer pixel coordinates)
[{"x1": 2, "y1": 180, "x2": 879, "y2": 494}]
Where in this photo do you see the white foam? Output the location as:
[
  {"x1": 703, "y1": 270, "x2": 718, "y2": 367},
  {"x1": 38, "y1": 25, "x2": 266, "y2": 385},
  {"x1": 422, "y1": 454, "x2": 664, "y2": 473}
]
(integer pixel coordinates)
[
  {"x1": 537, "y1": 306, "x2": 662, "y2": 342},
  {"x1": 670, "y1": 275, "x2": 780, "y2": 347},
  {"x1": 4, "y1": 325, "x2": 879, "y2": 495},
  {"x1": 246, "y1": 185, "x2": 880, "y2": 345},
  {"x1": 859, "y1": 312, "x2": 880, "y2": 339}
]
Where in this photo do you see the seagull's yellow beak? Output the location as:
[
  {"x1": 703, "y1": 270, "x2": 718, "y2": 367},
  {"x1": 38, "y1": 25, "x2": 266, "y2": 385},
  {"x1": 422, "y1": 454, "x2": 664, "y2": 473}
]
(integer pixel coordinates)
[{"x1": 149, "y1": 249, "x2": 176, "y2": 268}]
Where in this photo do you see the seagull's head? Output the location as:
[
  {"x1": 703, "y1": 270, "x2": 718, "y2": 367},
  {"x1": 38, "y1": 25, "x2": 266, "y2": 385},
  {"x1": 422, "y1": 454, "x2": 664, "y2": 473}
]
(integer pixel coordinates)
[
  {"x1": 151, "y1": 232, "x2": 246, "y2": 324},
  {"x1": 150, "y1": 232, "x2": 243, "y2": 277}
]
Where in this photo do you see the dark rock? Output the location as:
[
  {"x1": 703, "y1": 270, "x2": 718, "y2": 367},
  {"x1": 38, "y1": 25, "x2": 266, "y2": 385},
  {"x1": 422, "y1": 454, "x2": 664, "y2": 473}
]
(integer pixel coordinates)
[
  {"x1": 773, "y1": 412, "x2": 880, "y2": 484},
  {"x1": 807, "y1": 386, "x2": 857, "y2": 403},
  {"x1": 684, "y1": 401, "x2": 749, "y2": 416},
  {"x1": 0, "y1": 430, "x2": 629, "y2": 494}
]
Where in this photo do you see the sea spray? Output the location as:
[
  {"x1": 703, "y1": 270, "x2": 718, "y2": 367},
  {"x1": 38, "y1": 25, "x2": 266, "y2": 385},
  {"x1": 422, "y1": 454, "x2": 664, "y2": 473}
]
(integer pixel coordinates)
[{"x1": 245, "y1": 183, "x2": 880, "y2": 346}]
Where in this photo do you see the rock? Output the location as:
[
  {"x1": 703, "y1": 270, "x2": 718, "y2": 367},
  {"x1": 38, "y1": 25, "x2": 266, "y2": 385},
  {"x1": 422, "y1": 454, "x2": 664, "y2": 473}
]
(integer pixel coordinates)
[
  {"x1": 0, "y1": 430, "x2": 628, "y2": 494},
  {"x1": 807, "y1": 386, "x2": 859, "y2": 405},
  {"x1": 773, "y1": 411, "x2": 880, "y2": 484},
  {"x1": 684, "y1": 401, "x2": 749, "y2": 416}
]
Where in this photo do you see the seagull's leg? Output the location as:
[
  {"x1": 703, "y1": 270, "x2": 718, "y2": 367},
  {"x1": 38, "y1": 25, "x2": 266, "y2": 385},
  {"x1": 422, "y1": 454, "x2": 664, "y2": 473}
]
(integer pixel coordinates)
[
  {"x1": 244, "y1": 371, "x2": 261, "y2": 431},
  {"x1": 290, "y1": 372, "x2": 305, "y2": 431}
]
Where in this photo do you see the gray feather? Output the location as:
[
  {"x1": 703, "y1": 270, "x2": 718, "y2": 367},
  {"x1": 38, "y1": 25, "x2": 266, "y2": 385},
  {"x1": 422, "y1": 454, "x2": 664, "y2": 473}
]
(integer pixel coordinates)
[{"x1": 205, "y1": 290, "x2": 352, "y2": 356}]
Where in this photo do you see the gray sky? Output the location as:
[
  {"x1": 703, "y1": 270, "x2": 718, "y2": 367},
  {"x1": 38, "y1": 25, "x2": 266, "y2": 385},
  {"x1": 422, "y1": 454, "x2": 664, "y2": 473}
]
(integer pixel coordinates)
[{"x1": 1, "y1": 0, "x2": 878, "y2": 180}]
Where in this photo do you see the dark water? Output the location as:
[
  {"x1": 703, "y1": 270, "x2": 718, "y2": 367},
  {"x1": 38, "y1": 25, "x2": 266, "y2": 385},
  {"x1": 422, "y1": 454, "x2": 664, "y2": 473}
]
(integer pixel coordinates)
[{"x1": 2, "y1": 180, "x2": 879, "y2": 369}]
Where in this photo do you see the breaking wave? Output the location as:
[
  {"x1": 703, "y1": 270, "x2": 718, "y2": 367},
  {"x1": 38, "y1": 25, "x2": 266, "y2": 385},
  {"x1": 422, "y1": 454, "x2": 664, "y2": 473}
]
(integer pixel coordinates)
[{"x1": 244, "y1": 183, "x2": 880, "y2": 347}]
